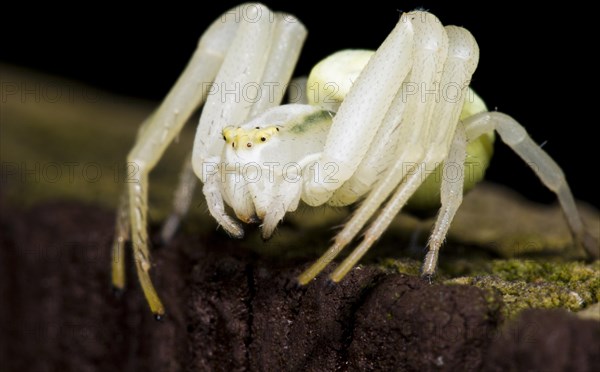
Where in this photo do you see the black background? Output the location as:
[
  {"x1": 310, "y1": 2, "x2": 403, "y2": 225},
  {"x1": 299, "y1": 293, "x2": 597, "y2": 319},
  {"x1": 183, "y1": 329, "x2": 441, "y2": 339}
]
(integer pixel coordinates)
[{"x1": 2, "y1": 1, "x2": 597, "y2": 207}]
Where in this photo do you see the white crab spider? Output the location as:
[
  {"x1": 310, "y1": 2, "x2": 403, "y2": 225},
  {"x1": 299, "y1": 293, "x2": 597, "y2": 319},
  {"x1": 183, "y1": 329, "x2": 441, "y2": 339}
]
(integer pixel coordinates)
[{"x1": 112, "y1": 4, "x2": 597, "y2": 318}]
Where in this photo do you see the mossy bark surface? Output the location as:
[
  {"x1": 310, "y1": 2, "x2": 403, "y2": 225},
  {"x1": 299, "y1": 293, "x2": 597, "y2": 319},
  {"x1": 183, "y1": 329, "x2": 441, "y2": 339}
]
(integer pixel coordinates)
[{"x1": 1, "y1": 65, "x2": 598, "y2": 371}]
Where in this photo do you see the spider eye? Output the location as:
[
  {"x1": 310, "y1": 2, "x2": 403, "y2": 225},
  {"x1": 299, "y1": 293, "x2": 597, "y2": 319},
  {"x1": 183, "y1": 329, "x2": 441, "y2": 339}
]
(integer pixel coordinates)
[
  {"x1": 232, "y1": 143, "x2": 235, "y2": 148},
  {"x1": 247, "y1": 143, "x2": 252, "y2": 148},
  {"x1": 255, "y1": 126, "x2": 260, "y2": 129},
  {"x1": 260, "y1": 137, "x2": 266, "y2": 142},
  {"x1": 223, "y1": 135, "x2": 226, "y2": 141}
]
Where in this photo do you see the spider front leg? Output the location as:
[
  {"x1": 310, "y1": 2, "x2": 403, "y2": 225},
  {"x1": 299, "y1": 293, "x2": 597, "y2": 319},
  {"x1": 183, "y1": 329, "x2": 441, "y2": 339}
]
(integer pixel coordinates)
[
  {"x1": 300, "y1": 12, "x2": 415, "y2": 207},
  {"x1": 111, "y1": 3, "x2": 277, "y2": 316},
  {"x1": 299, "y1": 11, "x2": 462, "y2": 284},
  {"x1": 298, "y1": 12, "x2": 478, "y2": 284},
  {"x1": 111, "y1": 16, "x2": 238, "y2": 316}
]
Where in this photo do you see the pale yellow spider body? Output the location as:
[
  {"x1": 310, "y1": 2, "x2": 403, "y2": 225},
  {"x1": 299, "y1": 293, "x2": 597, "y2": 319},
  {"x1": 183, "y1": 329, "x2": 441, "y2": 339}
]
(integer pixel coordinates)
[{"x1": 112, "y1": 4, "x2": 597, "y2": 318}]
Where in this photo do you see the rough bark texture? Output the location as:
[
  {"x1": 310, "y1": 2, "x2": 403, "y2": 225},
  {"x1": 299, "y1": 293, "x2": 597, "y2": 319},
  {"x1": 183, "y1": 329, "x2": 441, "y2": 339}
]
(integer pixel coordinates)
[{"x1": 0, "y1": 201, "x2": 598, "y2": 371}]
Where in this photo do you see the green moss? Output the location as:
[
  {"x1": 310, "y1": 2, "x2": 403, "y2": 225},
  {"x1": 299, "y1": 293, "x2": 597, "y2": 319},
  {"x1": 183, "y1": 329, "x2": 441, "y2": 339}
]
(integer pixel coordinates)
[
  {"x1": 443, "y1": 258, "x2": 599, "y2": 319},
  {"x1": 378, "y1": 257, "x2": 422, "y2": 277},
  {"x1": 447, "y1": 276, "x2": 586, "y2": 319},
  {"x1": 486, "y1": 260, "x2": 600, "y2": 305}
]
